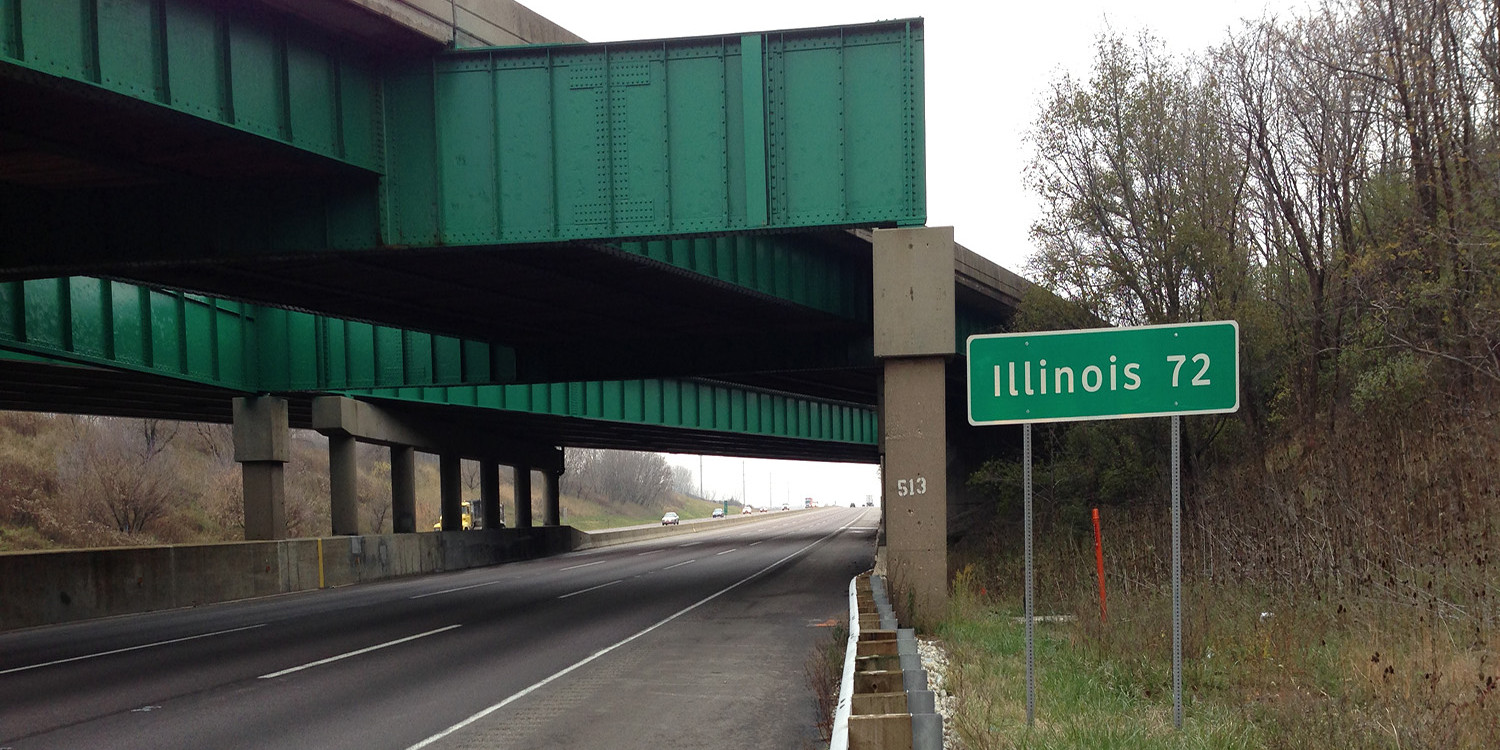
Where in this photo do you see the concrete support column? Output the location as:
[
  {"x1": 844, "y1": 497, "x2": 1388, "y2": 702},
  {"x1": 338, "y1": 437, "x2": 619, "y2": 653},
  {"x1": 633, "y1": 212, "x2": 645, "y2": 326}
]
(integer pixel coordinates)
[
  {"x1": 391, "y1": 445, "x2": 416, "y2": 533},
  {"x1": 543, "y1": 469, "x2": 562, "y2": 526},
  {"x1": 329, "y1": 434, "x2": 360, "y2": 536},
  {"x1": 233, "y1": 396, "x2": 289, "y2": 541},
  {"x1": 440, "y1": 453, "x2": 463, "y2": 530},
  {"x1": 873, "y1": 227, "x2": 955, "y2": 626},
  {"x1": 240, "y1": 463, "x2": 286, "y2": 541},
  {"x1": 513, "y1": 466, "x2": 532, "y2": 528},
  {"x1": 480, "y1": 458, "x2": 502, "y2": 529}
]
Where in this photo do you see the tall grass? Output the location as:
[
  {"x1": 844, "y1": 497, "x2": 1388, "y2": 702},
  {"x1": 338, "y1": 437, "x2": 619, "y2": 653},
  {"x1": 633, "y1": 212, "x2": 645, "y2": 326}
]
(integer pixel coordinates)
[{"x1": 941, "y1": 504, "x2": 1498, "y2": 748}]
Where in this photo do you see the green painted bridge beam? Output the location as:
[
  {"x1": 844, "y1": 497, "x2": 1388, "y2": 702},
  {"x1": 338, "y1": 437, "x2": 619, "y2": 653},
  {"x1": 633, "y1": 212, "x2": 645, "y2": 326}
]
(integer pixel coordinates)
[
  {"x1": 0, "y1": 0, "x2": 382, "y2": 173},
  {"x1": 345, "y1": 378, "x2": 878, "y2": 451},
  {"x1": 383, "y1": 19, "x2": 925, "y2": 246},
  {"x1": 0, "y1": 277, "x2": 514, "y2": 392},
  {"x1": 0, "y1": 276, "x2": 877, "y2": 448},
  {"x1": 0, "y1": 277, "x2": 877, "y2": 452},
  {"x1": 610, "y1": 233, "x2": 871, "y2": 321}
]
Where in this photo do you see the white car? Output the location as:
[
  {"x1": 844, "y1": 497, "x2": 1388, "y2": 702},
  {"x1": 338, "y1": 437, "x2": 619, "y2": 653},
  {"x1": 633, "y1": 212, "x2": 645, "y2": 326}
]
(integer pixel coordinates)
[
  {"x1": 711, "y1": 508, "x2": 725, "y2": 519},
  {"x1": 741, "y1": 506, "x2": 754, "y2": 515},
  {"x1": 661, "y1": 511, "x2": 680, "y2": 525}
]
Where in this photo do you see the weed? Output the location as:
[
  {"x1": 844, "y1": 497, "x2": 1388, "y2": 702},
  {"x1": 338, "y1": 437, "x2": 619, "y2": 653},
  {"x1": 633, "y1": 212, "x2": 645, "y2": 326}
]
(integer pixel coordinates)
[{"x1": 806, "y1": 619, "x2": 849, "y2": 742}]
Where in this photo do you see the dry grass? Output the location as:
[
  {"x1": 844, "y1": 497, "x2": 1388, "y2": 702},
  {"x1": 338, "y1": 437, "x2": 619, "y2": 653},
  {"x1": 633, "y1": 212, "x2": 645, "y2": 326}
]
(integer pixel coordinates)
[
  {"x1": 806, "y1": 619, "x2": 849, "y2": 743},
  {"x1": 942, "y1": 396, "x2": 1500, "y2": 749}
]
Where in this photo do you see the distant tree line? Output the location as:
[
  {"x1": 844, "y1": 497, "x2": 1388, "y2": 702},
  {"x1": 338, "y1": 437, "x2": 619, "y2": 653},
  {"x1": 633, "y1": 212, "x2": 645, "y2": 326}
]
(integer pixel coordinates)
[{"x1": 563, "y1": 448, "x2": 674, "y2": 507}]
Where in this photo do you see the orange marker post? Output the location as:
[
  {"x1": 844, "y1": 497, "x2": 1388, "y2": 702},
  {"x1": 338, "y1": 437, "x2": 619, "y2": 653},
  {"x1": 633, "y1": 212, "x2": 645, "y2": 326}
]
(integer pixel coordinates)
[{"x1": 1092, "y1": 507, "x2": 1107, "y2": 622}]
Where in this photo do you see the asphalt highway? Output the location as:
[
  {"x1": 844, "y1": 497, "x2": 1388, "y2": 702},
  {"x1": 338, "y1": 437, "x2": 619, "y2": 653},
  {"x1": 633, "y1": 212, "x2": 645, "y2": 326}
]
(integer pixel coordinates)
[{"x1": 0, "y1": 507, "x2": 878, "y2": 749}]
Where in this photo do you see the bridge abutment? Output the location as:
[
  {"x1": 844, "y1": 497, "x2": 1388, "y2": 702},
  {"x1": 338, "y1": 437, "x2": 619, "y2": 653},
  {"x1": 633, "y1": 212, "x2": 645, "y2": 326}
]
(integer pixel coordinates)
[{"x1": 873, "y1": 227, "x2": 956, "y2": 626}]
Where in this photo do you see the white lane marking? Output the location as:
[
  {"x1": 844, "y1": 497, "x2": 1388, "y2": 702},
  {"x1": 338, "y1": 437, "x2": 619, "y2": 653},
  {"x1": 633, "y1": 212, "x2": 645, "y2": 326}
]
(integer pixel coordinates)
[
  {"x1": 0, "y1": 623, "x2": 267, "y2": 676},
  {"x1": 634, "y1": 550, "x2": 663, "y2": 556},
  {"x1": 407, "y1": 514, "x2": 863, "y2": 750},
  {"x1": 715, "y1": 548, "x2": 737, "y2": 556},
  {"x1": 559, "y1": 560, "x2": 607, "y2": 572},
  {"x1": 258, "y1": 625, "x2": 461, "y2": 679},
  {"x1": 131, "y1": 705, "x2": 161, "y2": 713},
  {"x1": 557, "y1": 580, "x2": 622, "y2": 600},
  {"x1": 749, "y1": 541, "x2": 764, "y2": 547},
  {"x1": 663, "y1": 559, "x2": 696, "y2": 570},
  {"x1": 677, "y1": 541, "x2": 701, "y2": 548},
  {"x1": 410, "y1": 580, "x2": 505, "y2": 599}
]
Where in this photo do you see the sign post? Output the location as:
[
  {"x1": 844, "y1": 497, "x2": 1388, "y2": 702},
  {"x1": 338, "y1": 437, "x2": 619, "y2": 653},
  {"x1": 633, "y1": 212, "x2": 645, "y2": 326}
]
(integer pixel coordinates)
[{"x1": 966, "y1": 321, "x2": 1238, "y2": 730}]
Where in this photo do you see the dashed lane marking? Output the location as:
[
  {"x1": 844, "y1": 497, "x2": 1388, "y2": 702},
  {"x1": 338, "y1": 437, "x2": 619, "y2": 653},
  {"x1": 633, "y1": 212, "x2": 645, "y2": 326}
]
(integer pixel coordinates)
[
  {"x1": 558, "y1": 560, "x2": 607, "y2": 572},
  {"x1": 258, "y1": 625, "x2": 461, "y2": 679},
  {"x1": 0, "y1": 623, "x2": 267, "y2": 675},
  {"x1": 557, "y1": 580, "x2": 622, "y2": 600},
  {"x1": 663, "y1": 559, "x2": 696, "y2": 570},
  {"x1": 410, "y1": 580, "x2": 505, "y2": 599}
]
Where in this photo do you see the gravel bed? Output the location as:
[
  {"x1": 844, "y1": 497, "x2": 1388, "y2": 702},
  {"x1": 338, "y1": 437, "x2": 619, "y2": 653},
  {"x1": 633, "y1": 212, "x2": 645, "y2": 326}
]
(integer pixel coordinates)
[{"x1": 917, "y1": 637, "x2": 961, "y2": 749}]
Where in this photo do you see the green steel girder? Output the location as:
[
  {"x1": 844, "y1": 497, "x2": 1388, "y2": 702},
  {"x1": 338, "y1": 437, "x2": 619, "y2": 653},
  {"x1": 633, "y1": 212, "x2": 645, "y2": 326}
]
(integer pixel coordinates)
[
  {"x1": 0, "y1": 276, "x2": 878, "y2": 451},
  {"x1": 0, "y1": 277, "x2": 515, "y2": 392},
  {"x1": 345, "y1": 378, "x2": 877, "y2": 449},
  {"x1": 0, "y1": 0, "x2": 382, "y2": 173},
  {"x1": 611, "y1": 233, "x2": 870, "y2": 321},
  {"x1": 0, "y1": 13, "x2": 921, "y2": 323},
  {"x1": 383, "y1": 20, "x2": 925, "y2": 246}
]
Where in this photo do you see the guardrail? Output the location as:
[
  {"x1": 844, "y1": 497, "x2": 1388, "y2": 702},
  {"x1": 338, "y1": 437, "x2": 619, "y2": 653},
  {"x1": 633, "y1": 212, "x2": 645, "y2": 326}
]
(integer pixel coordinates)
[{"x1": 831, "y1": 572, "x2": 944, "y2": 750}]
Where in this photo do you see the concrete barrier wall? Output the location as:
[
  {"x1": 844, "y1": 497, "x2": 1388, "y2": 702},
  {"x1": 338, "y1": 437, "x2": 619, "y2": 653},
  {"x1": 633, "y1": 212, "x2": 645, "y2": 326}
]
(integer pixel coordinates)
[
  {"x1": 0, "y1": 511, "x2": 813, "y2": 631},
  {"x1": 0, "y1": 527, "x2": 572, "y2": 631},
  {"x1": 574, "y1": 509, "x2": 813, "y2": 550}
]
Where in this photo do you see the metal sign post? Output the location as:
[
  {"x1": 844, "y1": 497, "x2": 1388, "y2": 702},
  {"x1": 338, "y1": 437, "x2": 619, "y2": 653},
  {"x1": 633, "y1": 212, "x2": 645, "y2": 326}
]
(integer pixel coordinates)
[
  {"x1": 965, "y1": 321, "x2": 1239, "y2": 731},
  {"x1": 1024, "y1": 423, "x2": 1035, "y2": 727},
  {"x1": 1171, "y1": 415, "x2": 1183, "y2": 729}
]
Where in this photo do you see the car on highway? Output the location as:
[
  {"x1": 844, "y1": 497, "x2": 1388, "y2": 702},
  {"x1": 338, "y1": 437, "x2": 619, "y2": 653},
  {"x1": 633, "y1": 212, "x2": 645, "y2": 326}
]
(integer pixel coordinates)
[
  {"x1": 742, "y1": 506, "x2": 754, "y2": 515},
  {"x1": 711, "y1": 508, "x2": 725, "y2": 519},
  {"x1": 661, "y1": 511, "x2": 680, "y2": 525},
  {"x1": 781, "y1": 503, "x2": 789, "y2": 511}
]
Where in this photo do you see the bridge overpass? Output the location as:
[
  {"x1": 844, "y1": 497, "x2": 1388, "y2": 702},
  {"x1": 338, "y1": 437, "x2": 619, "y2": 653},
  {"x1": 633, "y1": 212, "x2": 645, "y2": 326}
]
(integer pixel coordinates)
[{"x1": 0, "y1": 0, "x2": 1027, "y2": 622}]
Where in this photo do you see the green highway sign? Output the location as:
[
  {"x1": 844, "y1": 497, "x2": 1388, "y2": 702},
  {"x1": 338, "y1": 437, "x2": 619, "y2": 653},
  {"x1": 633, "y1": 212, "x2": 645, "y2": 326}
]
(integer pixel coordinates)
[{"x1": 967, "y1": 321, "x2": 1239, "y2": 425}]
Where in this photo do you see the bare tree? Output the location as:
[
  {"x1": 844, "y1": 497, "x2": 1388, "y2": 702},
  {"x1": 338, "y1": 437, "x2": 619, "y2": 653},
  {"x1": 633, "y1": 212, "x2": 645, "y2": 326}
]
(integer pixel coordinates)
[
  {"x1": 58, "y1": 419, "x2": 183, "y2": 535},
  {"x1": 1028, "y1": 32, "x2": 1248, "y2": 328},
  {"x1": 564, "y1": 448, "x2": 674, "y2": 507}
]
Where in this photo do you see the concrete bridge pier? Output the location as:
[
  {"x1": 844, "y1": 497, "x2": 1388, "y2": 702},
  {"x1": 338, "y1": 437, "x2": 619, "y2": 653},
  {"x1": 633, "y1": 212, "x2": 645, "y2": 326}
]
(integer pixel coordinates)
[
  {"x1": 233, "y1": 396, "x2": 289, "y2": 541},
  {"x1": 439, "y1": 453, "x2": 463, "y2": 531},
  {"x1": 312, "y1": 396, "x2": 568, "y2": 535},
  {"x1": 873, "y1": 227, "x2": 955, "y2": 626},
  {"x1": 391, "y1": 445, "x2": 417, "y2": 533},
  {"x1": 480, "y1": 458, "x2": 502, "y2": 530},
  {"x1": 543, "y1": 462, "x2": 563, "y2": 526},
  {"x1": 513, "y1": 465, "x2": 532, "y2": 528},
  {"x1": 329, "y1": 434, "x2": 360, "y2": 535}
]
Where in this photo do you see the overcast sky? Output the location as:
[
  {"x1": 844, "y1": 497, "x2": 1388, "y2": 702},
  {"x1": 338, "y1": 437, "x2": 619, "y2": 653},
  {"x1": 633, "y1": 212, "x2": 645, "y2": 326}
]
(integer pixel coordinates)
[{"x1": 518, "y1": 0, "x2": 1305, "y2": 505}]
